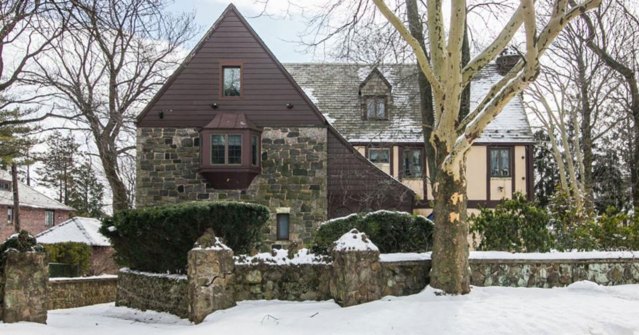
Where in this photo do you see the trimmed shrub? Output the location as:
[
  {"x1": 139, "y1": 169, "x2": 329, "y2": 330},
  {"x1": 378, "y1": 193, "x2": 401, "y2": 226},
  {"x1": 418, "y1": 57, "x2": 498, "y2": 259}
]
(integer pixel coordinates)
[
  {"x1": 470, "y1": 194, "x2": 553, "y2": 252},
  {"x1": 100, "y1": 201, "x2": 269, "y2": 273},
  {"x1": 43, "y1": 242, "x2": 92, "y2": 276},
  {"x1": 311, "y1": 210, "x2": 433, "y2": 255}
]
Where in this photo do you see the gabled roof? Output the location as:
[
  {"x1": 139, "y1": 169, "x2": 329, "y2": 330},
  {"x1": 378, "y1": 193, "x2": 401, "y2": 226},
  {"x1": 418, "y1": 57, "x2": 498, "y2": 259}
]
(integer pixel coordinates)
[
  {"x1": 36, "y1": 217, "x2": 110, "y2": 247},
  {"x1": 0, "y1": 170, "x2": 74, "y2": 211},
  {"x1": 285, "y1": 63, "x2": 533, "y2": 144},
  {"x1": 359, "y1": 67, "x2": 392, "y2": 91}
]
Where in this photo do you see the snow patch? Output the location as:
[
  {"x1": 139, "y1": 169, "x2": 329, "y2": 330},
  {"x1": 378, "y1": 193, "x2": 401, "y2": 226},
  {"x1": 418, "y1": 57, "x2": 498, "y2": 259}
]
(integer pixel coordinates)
[
  {"x1": 333, "y1": 229, "x2": 379, "y2": 252},
  {"x1": 469, "y1": 250, "x2": 638, "y2": 260},
  {"x1": 193, "y1": 237, "x2": 230, "y2": 251},
  {"x1": 120, "y1": 268, "x2": 187, "y2": 281},
  {"x1": 380, "y1": 252, "x2": 431, "y2": 262},
  {"x1": 234, "y1": 248, "x2": 329, "y2": 265}
]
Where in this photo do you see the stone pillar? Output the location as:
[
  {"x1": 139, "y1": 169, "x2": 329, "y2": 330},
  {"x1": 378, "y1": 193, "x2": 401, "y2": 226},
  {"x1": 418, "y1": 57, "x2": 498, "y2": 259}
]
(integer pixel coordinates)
[
  {"x1": 330, "y1": 229, "x2": 383, "y2": 307},
  {"x1": 187, "y1": 230, "x2": 236, "y2": 324},
  {"x1": 2, "y1": 250, "x2": 48, "y2": 324}
]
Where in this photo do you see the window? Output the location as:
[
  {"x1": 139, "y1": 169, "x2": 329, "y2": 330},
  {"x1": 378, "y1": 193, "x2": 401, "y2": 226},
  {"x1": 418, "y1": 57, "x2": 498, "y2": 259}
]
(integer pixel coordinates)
[
  {"x1": 45, "y1": 210, "x2": 54, "y2": 227},
  {"x1": 368, "y1": 148, "x2": 390, "y2": 163},
  {"x1": 276, "y1": 213, "x2": 289, "y2": 240},
  {"x1": 211, "y1": 134, "x2": 242, "y2": 165},
  {"x1": 490, "y1": 148, "x2": 511, "y2": 177},
  {"x1": 0, "y1": 181, "x2": 10, "y2": 191},
  {"x1": 365, "y1": 96, "x2": 386, "y2": 119},
  {"x1": 222, "y1": 66, "x2": 241, "y2": 96},
  {"x1": 251, "y1": 135, "x2": 259, "y2": 166},
  {"x1": 7, "y1": 207, "x2": 12, "y2": 224},
  {"x1": 403, "y1": 148, "x2": 423, "y2": 178}
]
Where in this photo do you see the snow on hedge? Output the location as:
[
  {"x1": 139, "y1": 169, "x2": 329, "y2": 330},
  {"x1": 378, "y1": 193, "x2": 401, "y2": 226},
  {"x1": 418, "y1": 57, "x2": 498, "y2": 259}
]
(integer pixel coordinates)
[
  {"x1": 379, "y1": 250, "x2": 639, "y2": 263},
  {"x1": 234, "y1": 248, "x2": 330, "y2": 265}
]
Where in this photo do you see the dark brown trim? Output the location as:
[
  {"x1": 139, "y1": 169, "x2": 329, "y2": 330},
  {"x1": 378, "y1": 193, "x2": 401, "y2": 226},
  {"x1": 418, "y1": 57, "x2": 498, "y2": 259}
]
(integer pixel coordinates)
[
  {"x1": 526, "y1": 144, "x2": 534, "y2": 201},
  {"x1": 486, "y1": 146, "x2": 491, "y2": 201},
  {"x1": 467, "y1": 200, "x2": 503, "y2": 208},
  {"x1": 474, "y1": 142, "x2": 536, "y2": 146},
  {"x1": 511, "y1": 146, "x2": 516, "y2": 195},
  {"x1": 398, "y1": 145, "x2": 425, "y2": 180},
  {"x1": 486, "y1": 145, "x2": 516, "y2": 201},
  {"x1": 219, "y1": 61, "x2": 244, "y2": 99}
]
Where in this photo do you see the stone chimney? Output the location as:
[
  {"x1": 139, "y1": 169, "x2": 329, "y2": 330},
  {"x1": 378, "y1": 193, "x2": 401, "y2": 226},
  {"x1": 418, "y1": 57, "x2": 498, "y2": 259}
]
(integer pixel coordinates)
[{"x1": 495, "y1": 48, "x2": 521, "y2": 76}]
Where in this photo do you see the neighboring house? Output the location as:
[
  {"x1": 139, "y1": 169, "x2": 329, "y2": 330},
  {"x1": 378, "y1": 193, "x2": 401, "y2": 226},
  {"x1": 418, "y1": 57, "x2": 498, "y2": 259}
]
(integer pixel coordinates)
[
  {"x1": 286, "y1": 60, "x2": 534, "y2": 215},
  {"x1": 36, "y1": 217, "x2": 118, "y2": 275},
  {"x1": 136, "y1": 5, "x2": 535, "y2": 247},
  {"x1": 0, "y1": 170, "x2": 74, "y2": 241},
  {"x1": 135, "y1": 4, "x2": 414, "y2": 247}
]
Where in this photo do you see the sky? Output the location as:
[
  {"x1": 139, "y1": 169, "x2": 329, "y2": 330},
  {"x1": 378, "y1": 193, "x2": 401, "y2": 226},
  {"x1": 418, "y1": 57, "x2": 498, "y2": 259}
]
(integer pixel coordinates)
[{"x1": 169, "y1": 0, "x2": 318, "y2": 63}]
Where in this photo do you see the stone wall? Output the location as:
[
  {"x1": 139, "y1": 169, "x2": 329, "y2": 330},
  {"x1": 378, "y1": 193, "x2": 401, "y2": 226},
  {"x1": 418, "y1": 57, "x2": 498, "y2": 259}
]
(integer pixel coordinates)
[
  {"x1": 136, "y1": 127, "x2": 328, "y2": 246},
  {"x1": 48, "y1": 276, "x2": 117, "y2": 310},
  {"x1": 116, "y1": 270, "x2": 189, "y2": 319},
  {"x1": 381, "y1": 260, "x2": 430, "y2": 297},
  {"x1": 233, "y1": 263, "x2": 332, "y2": 301},
  {"x1": 1, "y1": 251, "x2": 48, "y2": 323},
  {"x1": 470, "y1": 258, "x2": 639, "y2": 288}
]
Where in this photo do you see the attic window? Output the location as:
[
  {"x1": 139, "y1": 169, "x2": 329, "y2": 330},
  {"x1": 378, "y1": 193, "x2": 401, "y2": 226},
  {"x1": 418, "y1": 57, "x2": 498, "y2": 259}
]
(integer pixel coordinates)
[
  {"x1": 222, "y1": 66, "x2": 241, "y2": 96},
  {"x1": 489, "y1": 147, "x2": 511, "y2": 177},
  {"x1": 365, "y1": 96, "x2": 387, "y2": 120}
]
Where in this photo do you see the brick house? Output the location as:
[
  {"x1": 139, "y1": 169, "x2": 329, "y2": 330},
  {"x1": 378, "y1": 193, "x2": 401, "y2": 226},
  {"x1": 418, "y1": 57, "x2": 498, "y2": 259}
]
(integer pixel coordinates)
[
  {"x1": 0, "y1": 170, "x2": 74, "y2": 241},
  {"x1": 135, "y1": 4, "x2": 534, "y2": 247}
]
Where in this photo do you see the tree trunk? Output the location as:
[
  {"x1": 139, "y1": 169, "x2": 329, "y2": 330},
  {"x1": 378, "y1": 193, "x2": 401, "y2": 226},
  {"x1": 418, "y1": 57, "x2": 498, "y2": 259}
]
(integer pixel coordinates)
[
  {"x1": 576, "y1": 50, "x2": 593, "y2": 204},
  {"x1": 429, "y1": 145, "x2": 470, "y2": 294},
  {"x1": 95, "y1": 134, "x2": 129, "y2": 213},
  {"x1": 11, "y1": 163, "x2": 20, "y2": 232}
]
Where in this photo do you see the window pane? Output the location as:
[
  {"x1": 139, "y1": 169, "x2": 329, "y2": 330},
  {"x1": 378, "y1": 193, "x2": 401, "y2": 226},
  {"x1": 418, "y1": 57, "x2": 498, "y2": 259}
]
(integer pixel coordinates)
[
  {"x1": 223, "y1": 66, "x2": 241, "y2": 96},
  {"x1": 366, "y1": 98, "x2": 376, "y2": 119},
  {"x1": 211, "y1": 135, "x2": 225, "y2": 164},
  {"x1": 376, "y1": 98, "x2": 385, "y2": 119},
  {"x1": 45, "y1": 211, "x2": 54, "y2": 226},
  {"x1": 8, "y1": 207, "x2": 12, "y2": 223},
  {"x1": 277, "y1": 214, "x2": 289, "y2": 240},
  {"x1": 228, "y1": 135, "x2": 242, "y2": 164},
  {"x1": 369, "y1": 149, "x2": 390, "y2": 163},
  {"x1": 490, "y1": 148, "x2": 510, "y2": 177},
  {"x1": 251, "y1": 136, "x2": 258, "y2": 166}
]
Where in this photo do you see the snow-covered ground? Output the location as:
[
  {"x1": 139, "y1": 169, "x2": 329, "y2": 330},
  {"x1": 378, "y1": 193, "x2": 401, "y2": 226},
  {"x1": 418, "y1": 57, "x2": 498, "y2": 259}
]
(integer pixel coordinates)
[{"x1": 3, "y1": 281, "x2": 639, "y2": 335}]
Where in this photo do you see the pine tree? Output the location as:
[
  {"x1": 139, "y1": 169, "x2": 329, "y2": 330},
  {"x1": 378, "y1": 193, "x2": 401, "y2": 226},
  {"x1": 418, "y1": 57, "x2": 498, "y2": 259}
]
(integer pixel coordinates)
[
  {"x1": 68, "y1": 158, "x2": 105, "y2": 218},
  {"x1": 533, "y1": 130, "x2": 560, "y2": 207},
  {"x1": 37, "y1": 131, "x2": 80, "y2": 204},
  {"x1": 0, "y1": 108, "x2": 37, "y2": 167}
]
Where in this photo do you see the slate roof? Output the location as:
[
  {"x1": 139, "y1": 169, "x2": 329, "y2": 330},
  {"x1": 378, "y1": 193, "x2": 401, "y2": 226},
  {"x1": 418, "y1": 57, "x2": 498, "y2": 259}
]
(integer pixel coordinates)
[
  {"x1": 36, "y1": 217, "x2": 110, "y2": 247},
  {"x1": 0, "y1": 170, "x2": 75, "y2": 211},
  {"x1": 285, "y1": 63, "x2": 533, "y2": 144}
]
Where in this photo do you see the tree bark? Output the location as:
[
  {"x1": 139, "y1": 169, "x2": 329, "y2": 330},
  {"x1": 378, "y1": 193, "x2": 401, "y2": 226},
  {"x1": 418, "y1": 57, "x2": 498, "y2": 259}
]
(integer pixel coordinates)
[
  {"x1": 430, "y1": 144, "x2": 470, "y2": 294},
  {"x1": 11, "y1": 163, "x2": 20, "y2": 232},
  {"x1": 576, "y1": 49, "x2": 594, "y2": 202}
]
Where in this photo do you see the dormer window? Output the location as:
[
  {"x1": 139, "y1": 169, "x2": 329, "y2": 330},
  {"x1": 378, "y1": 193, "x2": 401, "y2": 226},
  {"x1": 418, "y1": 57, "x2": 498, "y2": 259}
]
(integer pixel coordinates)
[
  {"x1": 365, "y1": 96, "x2": 387, "y2": 120},
  {"x1": 222, "y1": 65, "x2": 241, "y2": 96},
  {"x1": 199, "y1": 112, "x2": 261, "y2": 189}
]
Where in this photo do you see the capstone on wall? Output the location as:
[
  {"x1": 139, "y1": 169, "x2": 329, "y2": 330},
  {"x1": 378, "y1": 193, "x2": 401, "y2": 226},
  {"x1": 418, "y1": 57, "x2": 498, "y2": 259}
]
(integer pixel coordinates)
[{"x1": 136, "y1": 127, "x2": 328, "y2": 246}]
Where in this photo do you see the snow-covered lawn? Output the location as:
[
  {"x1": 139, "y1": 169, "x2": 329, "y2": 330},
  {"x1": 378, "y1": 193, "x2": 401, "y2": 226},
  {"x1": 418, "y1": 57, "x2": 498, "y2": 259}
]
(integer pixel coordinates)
[{"x1": 3, "y1": 281, "x2": 639, "y2": 335}]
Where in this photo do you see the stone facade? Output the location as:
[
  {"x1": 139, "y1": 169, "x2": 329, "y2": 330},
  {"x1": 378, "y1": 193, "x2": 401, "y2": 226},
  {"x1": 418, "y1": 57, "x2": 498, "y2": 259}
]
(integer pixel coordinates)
[
  {"x1": 1, "y1": 251, "x2": 48, "y2": 323},
  {"x1": 48, "y1": 276, "x2": 117, "y2": 310},
  {"x1": 233, "y1": 263, "x2": 332, "y2": 301},
  {"x1": 330, "y1": 245, "x2": 383, "y2": 307},
  {"x1": 116, "y1": 270, "x2": 189, "y2": 319},
  {"x1": 0, "y1": 206, "x2": 72, "y2": 241},
  {"x1": 136, "y1": 127, "x2": 328, "y2": 246}
]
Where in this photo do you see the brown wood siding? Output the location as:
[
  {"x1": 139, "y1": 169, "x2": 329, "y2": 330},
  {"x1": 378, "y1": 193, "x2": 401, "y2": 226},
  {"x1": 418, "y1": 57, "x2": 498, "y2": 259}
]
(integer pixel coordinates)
[
  {"x1": 327, "y1": 130, "x2": 414, "y2": 218},
  {"x1": 138, "y1": 8, "x2": 324, "y2": 128}
]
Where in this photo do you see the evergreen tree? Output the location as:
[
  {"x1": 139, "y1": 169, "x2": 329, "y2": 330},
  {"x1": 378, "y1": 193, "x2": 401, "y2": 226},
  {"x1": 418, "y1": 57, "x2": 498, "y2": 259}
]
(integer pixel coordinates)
[
  {"x1": 593, "y1": 149, "x2": 631, "y2": 212},
  {"x1": 0, "y1": 108, "x2": 37, "y2": 167},
  {"x1": 37, "y1": 131, "x2": 79, "y2": 204},
  {"x1": 68, "y1": 158, "x2": 105, "y2": 218},
  {"x1": 533, "y1": 130, "x2": 560, "y2": 207}
]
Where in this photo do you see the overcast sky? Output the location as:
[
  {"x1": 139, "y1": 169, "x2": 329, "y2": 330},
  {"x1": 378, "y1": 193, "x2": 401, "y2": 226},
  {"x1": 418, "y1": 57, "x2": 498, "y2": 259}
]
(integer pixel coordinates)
[{"x1": 169, "y1": 0, "x2": 318, "y2": 63}]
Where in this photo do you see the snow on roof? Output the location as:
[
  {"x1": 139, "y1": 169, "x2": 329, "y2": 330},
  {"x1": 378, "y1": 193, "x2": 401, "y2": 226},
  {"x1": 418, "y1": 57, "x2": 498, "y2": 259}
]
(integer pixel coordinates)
[
  {"x1": 333, "y1": 228, "x2": 379, "y2": 252},
  {"x1": 285, "y1": 63, "x2": 533, "y2": 144},
  {"x1": 36, "y1": 216, "x2": 110, "y2": 247},
  {"x1": 0, "y1": 170, "x2": 75, "y2": 211}
]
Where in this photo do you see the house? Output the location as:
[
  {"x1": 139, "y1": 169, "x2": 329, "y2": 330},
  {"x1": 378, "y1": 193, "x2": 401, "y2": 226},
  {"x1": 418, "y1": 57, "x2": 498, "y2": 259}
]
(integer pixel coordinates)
[
  {"x1": 285, "y1": 61, "x2": 534, "y2": 215},
  {"x1": 36, "y1": 217, "x2": 118, "y2": 275},
  {"x1": 0, "y1": 170, "x2": 74, "y2": 241},
  {"x1": 135, "y1": 4, "x2": 533, "y2": 247}
]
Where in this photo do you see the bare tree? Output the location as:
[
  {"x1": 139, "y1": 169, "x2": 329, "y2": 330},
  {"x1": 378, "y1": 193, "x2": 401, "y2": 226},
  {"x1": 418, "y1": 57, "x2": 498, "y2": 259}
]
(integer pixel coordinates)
[
  {"x1": 27, "y1": 0, "x2": 196, "y2": 212},
  {"x1": 575, "y1": 0, "x2": 639, "y2": 208}
]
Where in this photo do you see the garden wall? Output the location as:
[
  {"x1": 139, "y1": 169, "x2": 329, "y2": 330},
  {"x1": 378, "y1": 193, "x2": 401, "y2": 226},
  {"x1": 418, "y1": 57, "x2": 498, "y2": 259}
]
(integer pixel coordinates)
[
  {"x1": 233, "y1": 263, "x2": 332, "y2": 301},
  {"x1": 48, "y1": 276, "x2": 117, "y2": 310},
  {"x1": 116, "y1": 269, "x2": 189, "y2": 318}
]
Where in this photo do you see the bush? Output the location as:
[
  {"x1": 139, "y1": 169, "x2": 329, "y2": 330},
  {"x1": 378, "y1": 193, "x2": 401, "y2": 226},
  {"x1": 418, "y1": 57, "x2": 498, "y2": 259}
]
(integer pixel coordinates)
[
  {"x1": 310, "y1": 210, "x2": 433, "y2": 255},
  {"x1": 564, "y1": 207, "x2": 639, "y2": 251},
  {"x1": 43, "y1": 242, "x2": 92, "y2": 276},
  {"x1": 100, "y1": 201, "x2": 269, "y2": 273},
  {"x1": 470, "y1": 194, "x2": 553, "y2": 252}
]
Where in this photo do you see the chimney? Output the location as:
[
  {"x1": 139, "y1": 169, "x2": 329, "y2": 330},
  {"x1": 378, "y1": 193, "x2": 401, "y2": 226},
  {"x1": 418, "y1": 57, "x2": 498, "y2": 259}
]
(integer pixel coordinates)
[{"x1": 495, "y1": 48, "x2": 521, "y2": 76}]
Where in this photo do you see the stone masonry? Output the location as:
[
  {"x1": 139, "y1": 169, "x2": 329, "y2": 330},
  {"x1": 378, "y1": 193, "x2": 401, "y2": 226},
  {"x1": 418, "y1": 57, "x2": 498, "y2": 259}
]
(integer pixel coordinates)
[
  {"x1": 1, "y1": 251, "x2": 48, "y2": 324},
  {"x1": 136, "y1": 127, "x2": 328, "y2": 246}
]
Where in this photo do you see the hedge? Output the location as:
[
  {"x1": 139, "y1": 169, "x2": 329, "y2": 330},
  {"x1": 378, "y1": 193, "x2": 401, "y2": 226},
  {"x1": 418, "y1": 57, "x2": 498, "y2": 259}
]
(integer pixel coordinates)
[
  {"x1": 100, "y1": 201, "x2": 269, "y2": 274},
  {"x1": 311, "y1": 210, "x2": 434, "y2": 254},
  {"x1": 43, "y1": 242, "x2": 92, "y2": 276}
]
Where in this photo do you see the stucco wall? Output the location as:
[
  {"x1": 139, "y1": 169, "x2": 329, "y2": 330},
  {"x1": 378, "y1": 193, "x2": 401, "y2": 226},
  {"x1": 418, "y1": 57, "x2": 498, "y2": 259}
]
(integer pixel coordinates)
[{"x1": 136, "y1": 127, "x2": 328, "y2": 246}]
